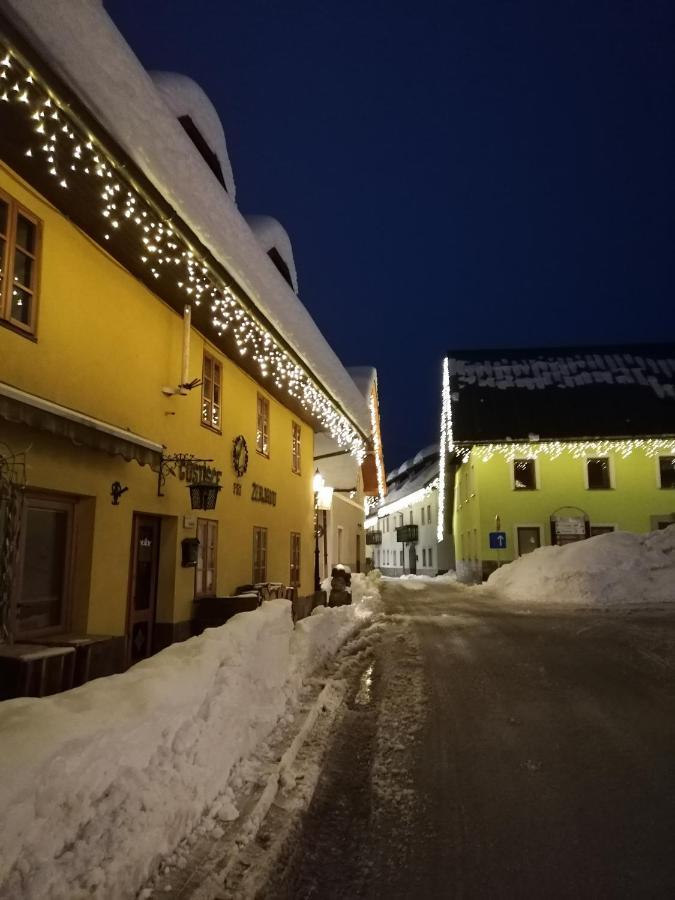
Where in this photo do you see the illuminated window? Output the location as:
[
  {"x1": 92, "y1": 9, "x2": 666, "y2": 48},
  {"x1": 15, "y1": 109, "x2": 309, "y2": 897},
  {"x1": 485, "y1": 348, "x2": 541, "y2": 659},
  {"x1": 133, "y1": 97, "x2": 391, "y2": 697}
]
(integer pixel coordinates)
[
  {"x1": 291, "y1": 422, "x2": 301, "y2": 474},
  {"x1": 587, "y1": 457, "x2": 611, "y2": 490},
  {"x1": 513, "y1": 459, "x2": 537, "y2": 490},
  {"x1": 256, "y1": 394, "x2": 270, "y2": 456},
  {"x1": 253, "y1": 527, "x2": 268, "y2": 583},
  {"x1": 659, "y1": 456, "x2": 675, "y2": 489},
  {"x1": 196, "y1": 519, "x2": 217, "y2": 596},
  {"x1": 201, "y1": 352, "x2": 222, "y2": 431},
  {"x1": 290, "y1": 532, "x2": 301, "y2": 587},
  {"x1": 0, "y1": 191, "x2": 41, "y2": 336}
]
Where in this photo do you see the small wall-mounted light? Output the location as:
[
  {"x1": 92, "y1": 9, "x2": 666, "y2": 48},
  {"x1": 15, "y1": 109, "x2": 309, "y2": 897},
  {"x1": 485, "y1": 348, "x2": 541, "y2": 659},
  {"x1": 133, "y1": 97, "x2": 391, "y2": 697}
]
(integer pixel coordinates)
[{"x1": 110, "y1": 482, "x2": 128, "y2": 505}]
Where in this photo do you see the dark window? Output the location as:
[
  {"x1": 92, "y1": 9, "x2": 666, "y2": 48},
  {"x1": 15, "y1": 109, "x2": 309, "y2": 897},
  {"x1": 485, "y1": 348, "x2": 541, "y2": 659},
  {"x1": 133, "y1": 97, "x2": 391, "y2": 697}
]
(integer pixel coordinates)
[
  {"x1": 196, "y1": 519, "x2": 218, "y2": 596},
  {"x1": 513, "y1": 459, "x2": 536, "y2": 490},
  {"x1": 659, "y1": 456, "x2": 675, "y2": 489},
  {"x1": 267, "y1": 247, "x2": 294, "y2": 289},
  {"x1": 16, "y1": 496, "x2": 73, "y2": 635},
  {"x1": 253, "y1": 527, "x2": 268, "y2": 583},
  {"x1": 587, "y1": 458, "x2": 611, "y2": 490},
  {"x1": 290, "y1": 532, "x2": 301, "y2": 587},
  {"x1": 590, "y1": 525, "x2": 615, "y2": 537},
  {"x1": 178, "y1": 115, "x2": 226, "y2": 190}
]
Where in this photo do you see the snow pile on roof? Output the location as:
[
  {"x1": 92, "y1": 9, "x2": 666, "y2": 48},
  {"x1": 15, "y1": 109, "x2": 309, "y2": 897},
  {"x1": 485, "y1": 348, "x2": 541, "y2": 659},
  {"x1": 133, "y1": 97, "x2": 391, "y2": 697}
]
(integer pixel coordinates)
[
  {"x1": 453, "y1": 350, "x2": 675, "y2": 399},
  {"x1": 387, "y1": 444, "x2": 438, "y2": 482},
  {"x1": 5, "y1": 0, "x2": 370, "y2": 436},
  {"x1": 347, "y1": 366, "x2": 377, "y2": 400},
  {"x1": 487, "y1": 526, "x2": 675, "y2": 607},
  {"x1": 244, "y1": 215, "x2": 298, "y2": 293},
  {"x1": 0, "y1": 591, "x2": 380, "y2": 899},
  {"x1": 150, "y1": 71, "x2": 235, "y2": 198}
]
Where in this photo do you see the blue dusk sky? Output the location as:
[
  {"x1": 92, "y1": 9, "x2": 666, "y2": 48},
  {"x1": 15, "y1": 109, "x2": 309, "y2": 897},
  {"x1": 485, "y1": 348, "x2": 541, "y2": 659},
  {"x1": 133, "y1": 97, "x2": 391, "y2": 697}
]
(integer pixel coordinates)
[{"x1": 106, "y1": 0, "x2": 675, "y2": 467}]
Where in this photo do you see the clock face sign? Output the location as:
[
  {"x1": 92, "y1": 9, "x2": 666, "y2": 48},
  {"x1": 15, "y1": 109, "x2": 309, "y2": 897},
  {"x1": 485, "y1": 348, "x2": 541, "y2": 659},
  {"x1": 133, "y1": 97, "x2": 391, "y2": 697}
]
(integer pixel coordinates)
[{"x1": 232, "y1": 435, "x2": 249, "y2": 477}]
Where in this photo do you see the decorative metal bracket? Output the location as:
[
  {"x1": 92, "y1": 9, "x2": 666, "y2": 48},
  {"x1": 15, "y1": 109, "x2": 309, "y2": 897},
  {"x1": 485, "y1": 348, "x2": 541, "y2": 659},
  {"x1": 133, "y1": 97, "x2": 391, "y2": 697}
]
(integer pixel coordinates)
[{"x1": 157, "y1": 453, "x2": 214, "y2": 497}]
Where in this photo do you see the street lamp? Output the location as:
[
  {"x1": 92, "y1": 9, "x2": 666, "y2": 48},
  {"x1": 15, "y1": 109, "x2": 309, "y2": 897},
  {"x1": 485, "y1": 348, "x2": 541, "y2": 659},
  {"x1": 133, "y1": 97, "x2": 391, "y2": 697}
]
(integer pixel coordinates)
[{"x1": 313, "y1": 469, "x2": 324, "y2": 592}]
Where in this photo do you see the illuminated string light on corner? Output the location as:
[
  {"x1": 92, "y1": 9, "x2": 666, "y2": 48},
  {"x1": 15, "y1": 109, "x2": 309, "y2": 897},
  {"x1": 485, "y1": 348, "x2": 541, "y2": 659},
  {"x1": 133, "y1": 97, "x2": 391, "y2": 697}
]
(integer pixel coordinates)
[
  {"x1": 368, "y1": 382, "x2": 386, "y2": 499},
  {"x1": 377, "y1": 478, "x2": 439, "y2": 520},
  {"x1": 0, "y1": 42, "x2": 367, "y2": 460},
  {"x1": 469, "y1": 437, "x2": 675, "y2": 464},
  {"x1": 437, "y1": 357, "x2": 451, "y2": 542}
]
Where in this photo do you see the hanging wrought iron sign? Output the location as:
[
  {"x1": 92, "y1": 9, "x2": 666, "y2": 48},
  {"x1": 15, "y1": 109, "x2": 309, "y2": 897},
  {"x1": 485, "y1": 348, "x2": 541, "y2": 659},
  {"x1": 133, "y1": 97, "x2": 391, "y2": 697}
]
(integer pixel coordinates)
[
  {"x1": 232, "y1": 435, "x2": 249, "y2": 477},
  {"x1": 158, "y1": 453, "x2": 223, "y2": 510}
]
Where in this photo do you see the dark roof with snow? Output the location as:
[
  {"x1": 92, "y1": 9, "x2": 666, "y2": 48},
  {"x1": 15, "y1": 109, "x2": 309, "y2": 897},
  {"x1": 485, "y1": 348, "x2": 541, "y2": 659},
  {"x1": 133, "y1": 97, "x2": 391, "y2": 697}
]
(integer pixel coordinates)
[{"x1": 447, "y1": 344, "x2": 675, "y2": 443}]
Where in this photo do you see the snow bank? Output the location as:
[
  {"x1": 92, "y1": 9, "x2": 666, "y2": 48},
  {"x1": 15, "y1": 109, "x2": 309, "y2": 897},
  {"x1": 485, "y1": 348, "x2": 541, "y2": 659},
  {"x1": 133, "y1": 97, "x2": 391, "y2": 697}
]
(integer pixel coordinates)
[
  {"x1": 382, "y1": 572, "x2": 458, "y2": 591},
  {"x1": 487, "y1": 526, "x2": 675, "y2": 607},
  {"x1": 0, "y1": 590, "x2": 380, "y2": 899}
]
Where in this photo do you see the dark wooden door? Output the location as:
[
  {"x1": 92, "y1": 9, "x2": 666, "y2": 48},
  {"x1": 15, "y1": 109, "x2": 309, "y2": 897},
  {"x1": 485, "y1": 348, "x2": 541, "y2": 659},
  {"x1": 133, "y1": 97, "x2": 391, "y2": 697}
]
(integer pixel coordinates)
[
  {"x1": 517, "y1": 526, "x2": 541, "y2": 557},
  {"x1": 127, "y1": 514, "x2": 161, "y2": 667}
]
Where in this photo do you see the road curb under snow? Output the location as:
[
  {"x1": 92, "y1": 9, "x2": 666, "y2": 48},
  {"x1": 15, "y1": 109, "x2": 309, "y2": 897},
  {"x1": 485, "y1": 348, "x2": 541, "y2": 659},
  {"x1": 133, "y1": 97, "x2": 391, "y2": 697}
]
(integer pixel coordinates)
[{"x1": 170, "y1": 679, "x2": 347, "y2": 900}]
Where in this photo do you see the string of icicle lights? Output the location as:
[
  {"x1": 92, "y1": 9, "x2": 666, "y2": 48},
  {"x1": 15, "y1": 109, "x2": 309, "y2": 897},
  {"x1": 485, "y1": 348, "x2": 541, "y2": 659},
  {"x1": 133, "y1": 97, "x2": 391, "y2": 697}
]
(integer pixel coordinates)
[
  {"x1": 464, "y1": 438, "x2": 675, "y2": 464},
  {"x1": 0, "y1": 46, "x2": 365, "y2": 462},
  {"x1": 368, "y1": 387, "x2": 386, "y2": 499}
]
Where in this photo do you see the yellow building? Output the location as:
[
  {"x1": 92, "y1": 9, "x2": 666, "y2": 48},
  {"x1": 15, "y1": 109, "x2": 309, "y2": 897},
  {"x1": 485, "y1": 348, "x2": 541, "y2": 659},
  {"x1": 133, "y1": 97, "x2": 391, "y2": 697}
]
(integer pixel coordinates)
[
  {"x1": 437, "y1": 348, "x2": 675, "y2": 582},
  {"x1": 0, "y1": 3, "x2": 377, "y2": 685}
]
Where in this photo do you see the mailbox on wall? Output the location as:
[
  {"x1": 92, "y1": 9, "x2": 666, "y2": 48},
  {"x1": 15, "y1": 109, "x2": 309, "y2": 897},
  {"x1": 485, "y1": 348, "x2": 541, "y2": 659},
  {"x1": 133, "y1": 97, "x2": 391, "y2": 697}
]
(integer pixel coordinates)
[{"x1": 181, "y1": 537, "x2": 200, "y2": 568}]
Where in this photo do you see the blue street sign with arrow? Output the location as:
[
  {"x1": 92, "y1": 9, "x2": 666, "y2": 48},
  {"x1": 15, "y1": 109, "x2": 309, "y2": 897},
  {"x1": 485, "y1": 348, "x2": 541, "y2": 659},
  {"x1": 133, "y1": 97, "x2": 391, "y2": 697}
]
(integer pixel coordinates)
[{"x1": 489, "y1": 531, "x2": 507, "y2": 550}]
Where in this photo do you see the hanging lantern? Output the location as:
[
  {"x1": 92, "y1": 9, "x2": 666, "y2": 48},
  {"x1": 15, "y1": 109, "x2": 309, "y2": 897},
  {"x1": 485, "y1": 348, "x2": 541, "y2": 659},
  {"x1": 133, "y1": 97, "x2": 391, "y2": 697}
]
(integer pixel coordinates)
[{"x1": 188, "y1": 481, "x2": 222, "y2": 510}]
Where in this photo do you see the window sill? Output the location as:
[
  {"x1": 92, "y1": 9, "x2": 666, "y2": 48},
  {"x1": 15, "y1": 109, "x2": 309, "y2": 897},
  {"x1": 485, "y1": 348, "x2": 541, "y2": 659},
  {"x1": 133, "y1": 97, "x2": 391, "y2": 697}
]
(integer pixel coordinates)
[
  {"x1": 256, "y1": 449, "x2": 270, "y2": 459},
  {"x1": 0, "y1": 318, "x2": 38, "y2": 342},
  {"x1": 200, "y1": 421, "x2": 222, "y2": 435}
]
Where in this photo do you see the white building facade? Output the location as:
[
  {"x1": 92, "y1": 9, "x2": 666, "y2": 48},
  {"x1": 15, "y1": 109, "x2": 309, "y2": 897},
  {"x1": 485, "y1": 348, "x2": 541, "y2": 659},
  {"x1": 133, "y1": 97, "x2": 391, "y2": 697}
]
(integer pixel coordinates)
[{"x1": 366, "y1": 445, "x2": 452, "y2": 576}]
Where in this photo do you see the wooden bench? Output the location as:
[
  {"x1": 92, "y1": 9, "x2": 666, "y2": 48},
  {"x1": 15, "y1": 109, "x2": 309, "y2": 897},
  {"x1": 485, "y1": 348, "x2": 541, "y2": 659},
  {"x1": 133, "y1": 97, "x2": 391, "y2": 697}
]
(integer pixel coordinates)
[
  {"x1": 0, "y1": 643, "x2": 75, "y2": 700},
  {"x1": 22, "y1": 633, "x2": 124, "y2": 686}
]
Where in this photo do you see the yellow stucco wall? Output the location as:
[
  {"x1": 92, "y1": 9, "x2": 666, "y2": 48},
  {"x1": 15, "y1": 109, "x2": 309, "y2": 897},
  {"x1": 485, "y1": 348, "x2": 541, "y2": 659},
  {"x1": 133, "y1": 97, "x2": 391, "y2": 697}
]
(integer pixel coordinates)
[
  {"x1": 0, "y1": 162, "x2": 316, "y2": 636},
  {"x1": 454, "y1": 443, "x2": 675, "y2": 573}
]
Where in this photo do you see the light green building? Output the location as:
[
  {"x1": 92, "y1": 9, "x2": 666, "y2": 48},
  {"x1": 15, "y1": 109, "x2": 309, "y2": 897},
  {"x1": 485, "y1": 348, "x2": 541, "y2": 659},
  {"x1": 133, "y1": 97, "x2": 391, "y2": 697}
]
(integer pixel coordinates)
[{"x1": 438, "y1": 346, "x2": 675, "y2": 582}]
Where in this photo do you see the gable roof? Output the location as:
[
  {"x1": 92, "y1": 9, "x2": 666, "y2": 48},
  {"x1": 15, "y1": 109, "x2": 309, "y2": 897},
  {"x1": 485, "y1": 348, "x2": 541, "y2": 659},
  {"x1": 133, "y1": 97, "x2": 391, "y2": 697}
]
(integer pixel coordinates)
[
  {"x1": 2, "y1": 0, "x2": 370, "y2": 439},
  {"x1": 447, "y1": 343, "x2": 675, "y2": 443}
]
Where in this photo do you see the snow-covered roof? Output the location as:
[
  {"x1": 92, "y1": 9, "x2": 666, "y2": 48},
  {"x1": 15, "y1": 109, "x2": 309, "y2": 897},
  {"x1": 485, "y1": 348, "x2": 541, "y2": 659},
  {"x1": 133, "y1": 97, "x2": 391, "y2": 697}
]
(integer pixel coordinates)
[
  {"x1": 244, "y1": 215, "x2": 298, "y2": 293},
  {"x1": 448, "y1": 344, "x2": 675, "y2": 443},
  {"x1": 347, "y1": 366, "x2": 377, "y2": 400},
  {"x1": 378, "y1": 456, "x2": 439, "y2": 511},
  {"x1": 4, "y1": 0, "x2": 370, "y2": 437},
  {"x1": 387, "y1": 443, "x2": 438, "y2": 482},
  {"x1": 150, "y1": 71, "x2": 236, "y2": 199}
]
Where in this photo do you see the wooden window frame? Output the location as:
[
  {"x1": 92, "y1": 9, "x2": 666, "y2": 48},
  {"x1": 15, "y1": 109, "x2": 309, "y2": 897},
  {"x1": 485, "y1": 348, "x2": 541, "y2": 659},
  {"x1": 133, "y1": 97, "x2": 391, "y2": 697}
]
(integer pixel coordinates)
[
  {"x1": 0, "y1": 188, "x2": 42, "y2": 338},
  {"x1": 13, "y1": 493, "x2": 74, "y2": 638},
  {"x1": 290, "y1": 531, "x2": 301, "y2": 588},
  {"x1": 196, "y1": 518, "x2": 218, "y2": 597},
  {"x1": 256, "y1": 394, "x2": 270, "y2": 457},
  {"x1": 585, "y1": 456, "x2": 613, "y2": 490},
  {"x1": 253, "y1": 526, "x2": 268, "y2": 583},
  {"x1": 201, "y1": 350, "x2": 222, "y2": 433},
  {"x1": 291, "y1": 421, "x2": 301, "y2": 474}
]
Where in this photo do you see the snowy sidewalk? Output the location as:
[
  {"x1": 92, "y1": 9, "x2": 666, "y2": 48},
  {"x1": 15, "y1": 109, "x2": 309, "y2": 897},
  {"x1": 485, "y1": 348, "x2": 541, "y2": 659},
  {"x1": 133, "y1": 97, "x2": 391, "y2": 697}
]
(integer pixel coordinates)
[{"x1": 0, "y1": 576, "x2": 381, "y2": 900}]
